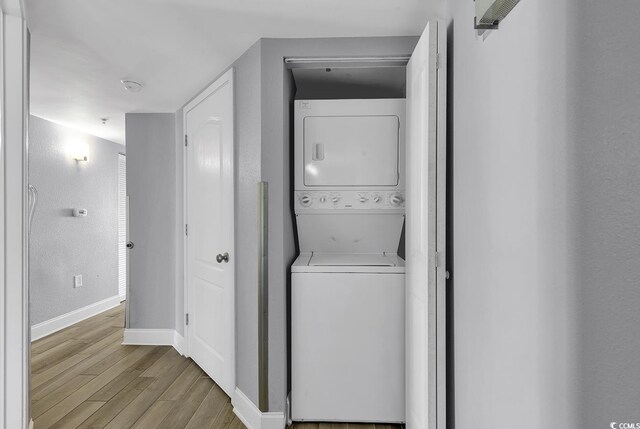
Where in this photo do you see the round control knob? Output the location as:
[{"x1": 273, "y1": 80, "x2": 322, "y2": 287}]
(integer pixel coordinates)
[
  {"x1": 373, "y1": 195, "x2": 381, "y2": 203},
  {"x1": 358, "y1": 196, "x2": 368, "y2": 203},
  {"x1": 390, "y1": 193, "x2": 404, "y2": 207},
  {"x1": 320, "y1": 196, "x2": 326, "y2": 203},
  {"x1": 332, "y1": 196, "x2": 340, "y2": 203},
  {"x1": 299, "y1": 194, "x2": 312, "y2": 207}
]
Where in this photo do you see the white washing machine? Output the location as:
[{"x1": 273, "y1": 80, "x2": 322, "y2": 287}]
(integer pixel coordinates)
[{"x1": 291, "y1": 99, "x2": 406, "y2": 423}]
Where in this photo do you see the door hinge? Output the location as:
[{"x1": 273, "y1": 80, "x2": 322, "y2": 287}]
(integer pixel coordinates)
[
  {"x1": 184, "y1": 135, "x2": 188, "y2": 147},
  {"x1": 185, "y1": 313, "x2": 189, "y2": 326},
  {"x1": 185, "y1": 224, "x2": 188, "y2": 236}
]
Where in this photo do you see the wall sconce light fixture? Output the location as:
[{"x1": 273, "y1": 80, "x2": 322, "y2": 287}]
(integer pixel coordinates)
[{"x1": 68, "y1": 141, "x2": 89, "y2": 162}]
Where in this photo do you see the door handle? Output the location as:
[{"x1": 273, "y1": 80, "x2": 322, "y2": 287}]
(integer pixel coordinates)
[
  {"x1": 216, "y1": 252, "x2": 229, "y2": 263},
  {"x1": 126, "y1": 241, "x2": 134, "y2": 249}
]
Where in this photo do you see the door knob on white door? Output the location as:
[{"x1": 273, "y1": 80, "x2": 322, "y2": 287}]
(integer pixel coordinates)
[{"x1": 216, "y1": 252, "x2": 229, "y2": 263}]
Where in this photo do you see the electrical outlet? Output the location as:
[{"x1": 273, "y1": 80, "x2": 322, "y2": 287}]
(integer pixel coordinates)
[{"x1": 74, "y1": 275, "x2": 83, "y2": 288}]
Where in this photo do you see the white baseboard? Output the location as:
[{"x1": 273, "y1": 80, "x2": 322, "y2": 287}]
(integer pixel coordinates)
[
  {"x1": 123, "y1": 328, "x2": 186, "y2": 357},
  {"x1": 122, "y1": 329, "x2": 175, "y2": 346},
  {"x1": 233, "y1": 388, "x2": 286, "y2": 429},
  {"x1": 31, "y1": 295, "x2": 121, "y2": 341}
]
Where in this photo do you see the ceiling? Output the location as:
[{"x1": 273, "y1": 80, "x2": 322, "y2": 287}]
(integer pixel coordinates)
[{"x1": 26, "y1": 0, "x2": 443, "y2": 144}]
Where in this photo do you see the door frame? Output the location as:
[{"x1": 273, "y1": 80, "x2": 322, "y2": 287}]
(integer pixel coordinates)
[
  {"x1": 1, "y1": 9, "x2": 30, "y2": 429},
  {"x1": 182, "y1": 68, "x2": 236, "y2": 394},
  {"x1": 117, "y1": 152, "x2": 127, "y2": 302},
  {"x1": 434, "y1": 20, "x2": 448, "y2": 429}
]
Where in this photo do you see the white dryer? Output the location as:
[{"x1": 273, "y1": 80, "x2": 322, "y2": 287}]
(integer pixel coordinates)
[{"x1": 291, "y1": 99, "x2": 406, "y2": 423}]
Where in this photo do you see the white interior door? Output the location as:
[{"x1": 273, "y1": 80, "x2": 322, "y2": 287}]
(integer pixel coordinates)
[
  {"x1": 405, "y1": 21, "x2": 446, "y2": 429},
  {"x1": 184, "y1": 69, "x2": 235, "y2": 398}
]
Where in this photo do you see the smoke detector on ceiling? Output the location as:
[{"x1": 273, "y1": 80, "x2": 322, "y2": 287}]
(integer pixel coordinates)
[{"x1": 121, "y1": 80, "x2": 143, "y2": 93}]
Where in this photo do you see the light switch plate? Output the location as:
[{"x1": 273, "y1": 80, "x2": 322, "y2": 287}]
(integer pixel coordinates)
[{"x1": 74, "y1": 275, "x2": 83, "y2": 288}]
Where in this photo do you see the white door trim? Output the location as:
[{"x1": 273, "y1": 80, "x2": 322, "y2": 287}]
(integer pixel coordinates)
[
  {"x1": 1, "y1": 11, "x2": 29, "y2": 429},
  {"x1": 182, "y1": 67, "x2": 236, "y2": 394},
  {"x1": 434, "y1": 20, "x2": 448, "y2": 429},
  {"x1": 405, "y1": 20, "x2": 447, "y2": 429},
  {"x1": 117, "y1": 153, "x2": 127, "y2": 301}
]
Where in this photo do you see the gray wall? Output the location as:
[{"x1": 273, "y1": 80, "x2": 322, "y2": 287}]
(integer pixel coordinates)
[
  {"x1": 126, "y1": 113, "x2": 176, "y2": 330},
  {"x1": 448, "y1": 0, "x2": 640, "y2": 427},
  {"x1": 231, "y1": 41, "x2": 264, "y2": 402},
  {"x1": 29, "y1": 115, "x2": 123, "y2": 325},
  {"x1": 572, "y1": 1, "x2": 640, "y2": 425}
]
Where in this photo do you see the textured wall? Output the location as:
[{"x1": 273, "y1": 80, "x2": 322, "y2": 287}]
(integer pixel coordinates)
[
  {"x1": 572, "y1": 1, "x2": 640, "y2": 425},
  {"x1": 29, "y1": 115, "x2": 123, "y2": 325},
  {"x1": 230, "y1": 41, "x2": 264, "y2": 402},
  {"x1": 448, "y1": 0, "x2": 577, "y2": 427},
  {"x1": 125, "y1": 113, "x2": 176, "y2": 330},
  {"x1": 451, "y1": 0, "x2": 640, "y2": 425}
]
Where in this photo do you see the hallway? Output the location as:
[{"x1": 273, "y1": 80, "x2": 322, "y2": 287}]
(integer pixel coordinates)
[
  {"x1": 31, "y1": 305, "x2": 402, "y2": 428},
  {"x1": 31, "y1": 304, "x2": 245, "y2": 428}
]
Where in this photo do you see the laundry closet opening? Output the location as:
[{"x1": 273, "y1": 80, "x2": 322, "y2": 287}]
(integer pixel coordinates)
[
  {"x1": 285, "y1": 57, "x2": 410, "y2": 425},
  {"x1": 285, "y1": 57, "x2": 409, "y2": 259}
]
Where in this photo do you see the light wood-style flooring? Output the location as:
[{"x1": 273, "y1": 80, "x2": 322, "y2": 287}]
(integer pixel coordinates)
[{"x1": 31, "y1": 304, "x2": 400, "y2": 429}]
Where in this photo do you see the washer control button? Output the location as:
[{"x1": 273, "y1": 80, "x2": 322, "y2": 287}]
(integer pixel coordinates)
[
  {"x1": 389, "y1": 193, "x2": 404, "y2": 207},
  {"x1": 299, "y1": 194, "x2": 312, "y2": 207}
]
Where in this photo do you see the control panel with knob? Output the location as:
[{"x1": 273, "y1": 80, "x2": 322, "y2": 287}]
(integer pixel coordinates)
[
  {"x1": 294, "y1": 191, "x2": 404, "y2": 211},
  {"x1": 389, "y1": 192, "x2": 404, "y2": 207},
  {"x1": 299, "y1": 194, "x2": 312, "y2": 207}
]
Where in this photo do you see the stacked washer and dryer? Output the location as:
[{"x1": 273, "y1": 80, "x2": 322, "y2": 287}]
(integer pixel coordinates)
[{"x1": 291, "y1": 98, "x2": 406, "y2": 424}]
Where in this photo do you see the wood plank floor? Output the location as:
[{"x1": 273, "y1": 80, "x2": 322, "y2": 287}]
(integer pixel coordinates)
[{"x1": 31, "y1": 304, "x2": 400, "y2": 429}]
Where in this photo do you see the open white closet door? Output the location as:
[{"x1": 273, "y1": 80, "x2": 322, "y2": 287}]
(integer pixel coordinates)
[{"x1": 405, "y1": 21, "x2": 447, "y2": 429}]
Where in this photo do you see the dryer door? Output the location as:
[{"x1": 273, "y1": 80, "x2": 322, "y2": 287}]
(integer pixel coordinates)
[{"x1": 303, "y1": 115, "x2": 399, "y2": 186}]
